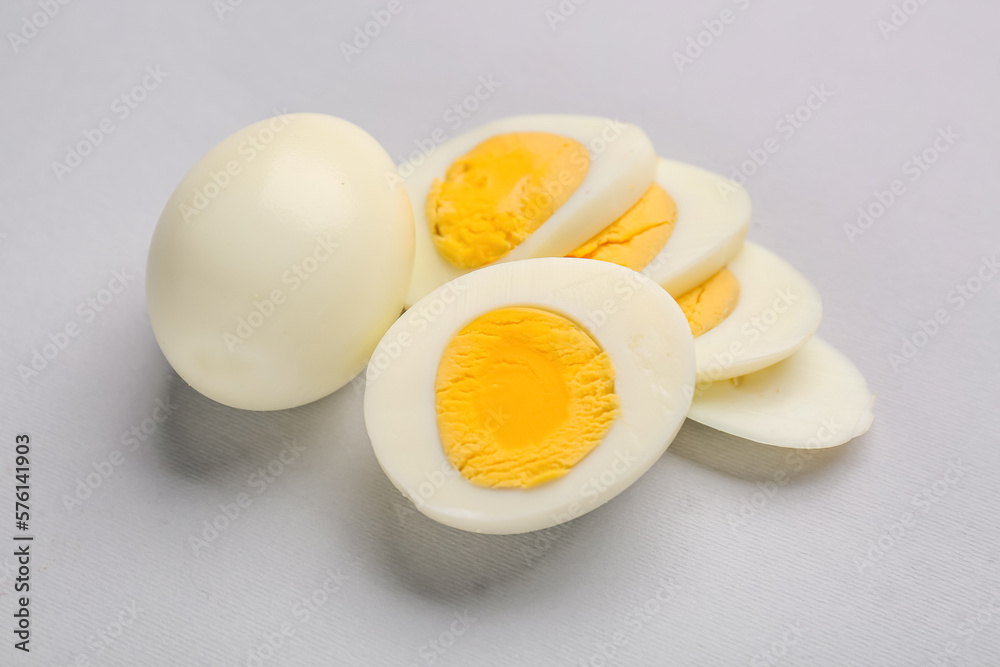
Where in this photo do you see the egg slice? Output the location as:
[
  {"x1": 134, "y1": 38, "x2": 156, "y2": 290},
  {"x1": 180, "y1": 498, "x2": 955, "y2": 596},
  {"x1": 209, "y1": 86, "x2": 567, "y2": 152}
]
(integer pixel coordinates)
[
  {"x1": 565, "y1": 181, "x2": 678, "y2": 271},
  {"x1": 365, "y1": 257, "x2": 695, "y2": 534},
  {"x1": 640, "y1": 158, "x2": 751, "y2": 297},
  {"x1": 688, "y1": 337, "x2": 875, "y2": 448},
  {"x1": 403, "y1": 115, "x2": 656, "y2": 307},
  {"x1": 147, "y1": 113, "x2": 414, "y2": 411},
  {"x1": 679, "y1": 242, "x2": 823, "y2": 384}
]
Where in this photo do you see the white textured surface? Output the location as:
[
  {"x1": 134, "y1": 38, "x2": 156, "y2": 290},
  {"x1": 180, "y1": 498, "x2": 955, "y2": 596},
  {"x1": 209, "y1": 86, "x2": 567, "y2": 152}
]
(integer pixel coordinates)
[{"x1": 1, "y1": 1, "x2": 999, "y2": 665}]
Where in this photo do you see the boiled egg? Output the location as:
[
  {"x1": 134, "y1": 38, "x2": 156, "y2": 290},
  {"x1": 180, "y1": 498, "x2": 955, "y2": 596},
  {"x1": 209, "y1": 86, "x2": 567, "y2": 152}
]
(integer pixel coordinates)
[
  {"x1": 639, "y1": 157, "x2": 751, "y2": 297},
  {"x1": 403, "y1": 115, "x2": 657, "y2": 307},
  {"x1": 364, "y1": 257, "x2": 695, "y2": 534},
  {"x1": 688, "y1": 337, "x2": 875, "y2": 448},
  {"x1": 147, "y1": 113, "x2": 414, "y2": 411},
  {"x1": 675, "y1": 242, "x2": 823, "y2": 384},
  {"x1": 565, "y1": 179, "x2": 677, "y2": 270}
]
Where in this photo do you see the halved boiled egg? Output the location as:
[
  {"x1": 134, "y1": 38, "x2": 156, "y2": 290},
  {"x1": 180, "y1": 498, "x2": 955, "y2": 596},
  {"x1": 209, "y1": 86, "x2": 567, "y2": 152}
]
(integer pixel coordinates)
[
  {"x1": 688, "y1": 337, "x2": 875, "y2": 448},
  {"x1": 364, "y1": 258, "x2": 695, "y2": 534},
  {"x1": 676, "y1": 242, "x2": 823, "y2": 384},
  {"x1": 403, "y1": 115, "x2": 657, "y2": 307},
  {"x1": 639, "y1": 158, "x2": 751, "y2": 297}
]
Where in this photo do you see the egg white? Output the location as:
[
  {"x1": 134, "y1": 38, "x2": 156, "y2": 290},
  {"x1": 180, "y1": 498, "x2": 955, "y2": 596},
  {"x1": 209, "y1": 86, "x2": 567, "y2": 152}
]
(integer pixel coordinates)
[
  {"x1": 688, "y1": 337, "x2": 875, "y2": 448},
  {"x1": 365, "y1": 257, "x2": 695, "y2": 534},
  {"x1": 641, "y1": 157, "x2": 751, "y2": 297},
  {"x1": 403, "y1": 115, "x2": 656, "y2": 307},
  {"x1": 147, "y1": 113, "x2": 414, "y2": 411},
  {"x1": 694, "y1": 242, "x2": 823, "y2": 383}
]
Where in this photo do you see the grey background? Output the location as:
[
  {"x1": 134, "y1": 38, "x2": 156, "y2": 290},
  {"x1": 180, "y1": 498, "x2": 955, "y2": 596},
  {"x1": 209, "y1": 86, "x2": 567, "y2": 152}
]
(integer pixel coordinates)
[{"x1": 2, "y1": 0, "x2": 999, "y2": 665}]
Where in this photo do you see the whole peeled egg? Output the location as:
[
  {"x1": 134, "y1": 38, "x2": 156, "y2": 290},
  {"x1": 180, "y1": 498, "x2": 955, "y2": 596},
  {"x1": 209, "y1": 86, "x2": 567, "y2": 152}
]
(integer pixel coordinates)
[{"x1": 147, "y1": 113, "x2": 414, "y2": 410}]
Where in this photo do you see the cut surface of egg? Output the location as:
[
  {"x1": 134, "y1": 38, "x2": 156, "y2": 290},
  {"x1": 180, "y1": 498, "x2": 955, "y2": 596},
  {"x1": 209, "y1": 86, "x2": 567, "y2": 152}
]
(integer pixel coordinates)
[
  {"x1": 147, "y1": 113, "x2": 414, "y2": 411},
  {"x1": 403, "y1": 115, "x2": 656, "y2": 307},
  {"x1": 688, "y1": 337, "x2": 875, "y2": 448},
  {"x1": 365, "y1": 258, "x2": 695, "y2": 534},
  {"x1": 684, "y1": 242, "x2": 823, "y2": 384},
  {"x1": 566, "y1": 182, "x2": 678, "y2": 271},
  {"x1": 435, "y1": 307, "x2": 619, "y2": 489},
  {"x1": 640, "y1": 158, "x2": 751, "y2": 297}
]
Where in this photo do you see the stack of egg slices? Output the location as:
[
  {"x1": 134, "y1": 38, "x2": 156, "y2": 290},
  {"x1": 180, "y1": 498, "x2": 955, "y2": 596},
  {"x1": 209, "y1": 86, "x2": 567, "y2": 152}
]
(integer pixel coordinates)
[
  {"x1": 146, "y1": 113, "x2": 873, "y2": 536},
  {"x1": 365, "y1": 115, "x2": 873, "y2": 534}
]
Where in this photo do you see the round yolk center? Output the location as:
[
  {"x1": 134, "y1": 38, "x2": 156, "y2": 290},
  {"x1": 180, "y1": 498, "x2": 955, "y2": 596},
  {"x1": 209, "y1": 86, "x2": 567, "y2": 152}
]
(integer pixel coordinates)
[
  {"x1": 567, "y1": 183, "x2": 677, "y2": 271},
  {"x1": 675, "y1": 268, "x2": 741, "y2": 337},
  {"x1": 427, "y1": 133, "x2": 590, "y2": 269},
  {"x1": 435, "y1": 307, "x2": 618, "y2": 488},
  {"x1": 479, "y1": 341, "x2": 570, "y2": 450}
]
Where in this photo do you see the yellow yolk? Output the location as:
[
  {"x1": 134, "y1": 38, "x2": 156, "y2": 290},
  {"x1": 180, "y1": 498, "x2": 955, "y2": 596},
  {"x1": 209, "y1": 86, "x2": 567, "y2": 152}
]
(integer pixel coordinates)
[
  {"x1": 435, "y1": 307, "x2": 618, "y2": 488},
  {"x1": 676, "y1": 268, "x2": 740, "y2": 337},
  {"x1": 427, "y1": 133, "x2": 590, "y2": 269},
  {"x1": 566, "y1": 184, "x2": 677, "y2": 271}
]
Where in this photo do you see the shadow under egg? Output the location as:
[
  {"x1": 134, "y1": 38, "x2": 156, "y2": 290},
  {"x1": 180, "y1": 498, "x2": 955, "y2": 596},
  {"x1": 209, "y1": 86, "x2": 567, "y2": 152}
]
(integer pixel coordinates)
[
  {"x1": 337, "y1": 436, "x2": 609, "y2": 605},
  {"x1": 151, "y1": 371, "x2": 330, "y2": 485},
  {"x1": 667, "y1": 418, "x2": 860, "y2": 484}
]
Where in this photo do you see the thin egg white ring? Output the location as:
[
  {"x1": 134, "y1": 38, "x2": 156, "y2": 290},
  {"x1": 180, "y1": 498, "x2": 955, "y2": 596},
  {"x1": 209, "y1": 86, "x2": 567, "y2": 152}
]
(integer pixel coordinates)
[
  {"x1": 695, "y1": 242, "x2": 823, "y2": 383},
  {"x1": 688, "y1": 336, "x2": 875, "y2": 448},
  {"x1": 642, "y1": 157, "x2": 751, "y2": 297},
  {"x1": 365, "y1": 257, "x2": 695, "y2": 534}
]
